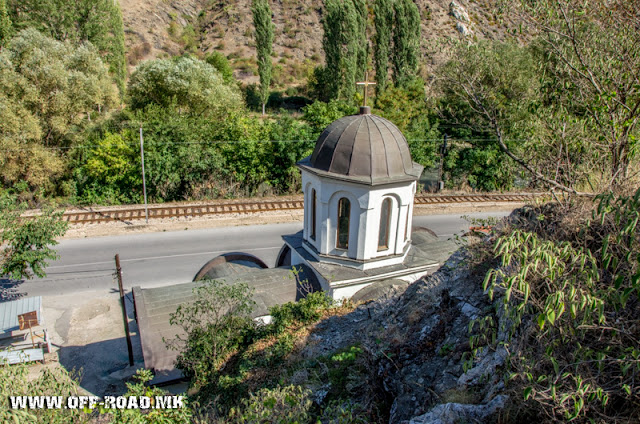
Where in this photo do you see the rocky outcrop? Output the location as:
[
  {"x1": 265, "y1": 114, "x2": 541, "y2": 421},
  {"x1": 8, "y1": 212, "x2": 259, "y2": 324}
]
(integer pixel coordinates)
[
  {"x1": 367, "y1": 250, "x2": 509, "y2": 424},
  {"x1": 296, "y1": 247, "x2": 510, "y2": 424},
  {"x1": 409, "y1": 395, "x2": 508, "y2": 424},
  {"x1": 449, "y1": 1, "x2": 470, "y2": 23},
  {"x1": 449, "y1": 1, "x2": 473, "y2": 36}
]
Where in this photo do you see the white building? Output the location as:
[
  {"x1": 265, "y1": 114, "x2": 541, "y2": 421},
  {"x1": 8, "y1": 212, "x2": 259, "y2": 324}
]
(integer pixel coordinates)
[{"x1": 280, "y1": 106, "x2": 455, "y2": 299}]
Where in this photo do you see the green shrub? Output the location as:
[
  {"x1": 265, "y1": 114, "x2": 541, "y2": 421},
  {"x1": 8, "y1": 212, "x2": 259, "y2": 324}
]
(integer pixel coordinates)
[
  {"x1": 167, "y1": 279, "x2": 256, "y2": 389},
  {"x1": 270, "y1": 291, "x2": 334, "y2": 334},
  {"x1": 477, "y1": 188, "x2": 640, "y2": 422},
  {"x1": 107, "y1": 369, "x2": 191, "y2": 423},
  {"x1": 0, "y1": 362, "x2": 86, "y2": 423},
  {"x1": 205, "y1": 51, "x2": 235, "y2": 84},
  {"x1": 227, "y1": 385, "x2": 312, "y2": 424}
]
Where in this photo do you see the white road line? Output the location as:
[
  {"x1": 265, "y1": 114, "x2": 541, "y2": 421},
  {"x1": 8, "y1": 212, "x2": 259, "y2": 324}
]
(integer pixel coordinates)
[{"x1": 46, "y1": 246, "x2": 281, "y2": 269}]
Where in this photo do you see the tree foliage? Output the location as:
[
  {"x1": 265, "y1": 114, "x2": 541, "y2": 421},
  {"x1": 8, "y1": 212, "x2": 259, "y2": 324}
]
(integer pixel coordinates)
[
  {"x1": 205, "y1": 51, "x2": 234, "y2": 84},
  {"x1": 374, "y1": 80, "x2": 441, "y2": 169},
  {"x1": 7, "y1": 0, "x2": 127, "y2": 92},
  {"x1": 0, "y1": 29, "x2": 117, "y2": 192},
  {"x1": 0, "y1": 192, "x2": 67, "y2": 280},
  {"x1": 439, "y1": 40, "x2": 571, "y2": 192},
  {"x1": 373, "y1": 0, "x2": 394, "y2": 94},
  {"x1": 0, "y1": 0, "x2": 10, "y2": 48},
  {"x1": 251, "y1": 0, "x2": 275, "y2": 115},
  {"x1": 302, "y1": 99, "x2": 358, "y2": 134},
  {"x1": 127, "y1": 56, "x2": 243, "y2": 116},
  {"x1": 167, "y1": 279, "x2": 256, "y2": 390},
  {"x1": 322, "y1": 0, "x2": 368, "y2": 101},
  {"x1": 513, "y1": 0, "x2": 640, "y2": 190},
  {"x1": 391, "y1": 0, "x2": 420, "y2": 87}
]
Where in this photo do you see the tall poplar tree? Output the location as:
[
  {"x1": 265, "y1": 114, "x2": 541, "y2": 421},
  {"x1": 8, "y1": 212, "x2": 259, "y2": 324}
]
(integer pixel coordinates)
[
  {"x1": 323, "y1": 0, "x2": 367, "y2": 101},
  {"x1": 373, "y1": 0, "x2": 394, "y2": 93},
  {"x1": 252, "y1": 0, "x2": 274, "y2": 116},
  {"x1": 392, "y1": 0, "x2": 420, "y2": 87},
  {"x1": 0, "y1": 0, "x2": 11, "y2": 48}
]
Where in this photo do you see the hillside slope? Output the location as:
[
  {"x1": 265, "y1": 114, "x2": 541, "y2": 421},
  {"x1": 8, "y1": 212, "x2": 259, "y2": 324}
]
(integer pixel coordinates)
[{"x1": 119, "y1": 0, "x2": 512, "y2": 87}]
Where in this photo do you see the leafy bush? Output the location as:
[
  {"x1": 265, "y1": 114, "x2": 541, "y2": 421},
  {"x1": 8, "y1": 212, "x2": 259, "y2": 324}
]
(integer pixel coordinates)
[
  {"x1": 167, "y1": 279, "x2": 256, "y2": 389},
  {"x1": 73, "y1": 131, "x2": 141, "y2": 204},
  {"x1": 227, "y1": 385, "x2": 313, "y2": 424},
  {"x1": 107, "y1": 369, "x2": 191, "y2": 424},
  {"x1": 476, "y1": 187, "x2": 640, "y2": 422},
  {"x1": 269, "y1": 291, "x2": 334, "y2": 334},
  {"x1": 0, "y1": 362, "x2": 86, "y2": 423},
  {"x1": 205, "y1": 51, "x2": 234, "y2": 84}
]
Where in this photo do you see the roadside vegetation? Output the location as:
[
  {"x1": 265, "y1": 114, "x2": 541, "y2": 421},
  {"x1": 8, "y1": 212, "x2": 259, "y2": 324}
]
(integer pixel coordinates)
[
  {"x1": 2, "y1": 0, "x2": 636, "y2": 207},
  {"x1": 1, "y1": 0, "x2": 639, "y2": 423}
]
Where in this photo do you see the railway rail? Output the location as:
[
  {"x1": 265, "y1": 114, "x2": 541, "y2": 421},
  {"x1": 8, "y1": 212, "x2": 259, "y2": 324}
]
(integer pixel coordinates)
[{"x1": 55, "y1": 193, "x2": 541, "y2": 225}]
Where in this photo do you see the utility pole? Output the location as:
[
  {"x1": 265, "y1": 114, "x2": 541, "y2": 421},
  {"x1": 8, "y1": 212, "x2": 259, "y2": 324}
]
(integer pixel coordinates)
[
  {"x1": 439, "y1": 134, "x2": 448, "y2": 192},
  {"x1": 139, "y1": 126, "x2": 149, "y2": 224},
  {"x1": 115, "y1": 254, "x2": 134, "y2": 366}
]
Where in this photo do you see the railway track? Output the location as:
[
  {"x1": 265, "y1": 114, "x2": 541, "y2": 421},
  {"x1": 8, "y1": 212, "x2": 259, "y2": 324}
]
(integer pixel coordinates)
[{"x1": 59, "y1": 193, "x2": 541, "y2": 225}]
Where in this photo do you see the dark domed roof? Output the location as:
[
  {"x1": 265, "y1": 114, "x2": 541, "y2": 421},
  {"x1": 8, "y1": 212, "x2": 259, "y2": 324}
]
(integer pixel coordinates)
[{"x1": 298, "y1": 107, "x2": 423, "y2": 185}]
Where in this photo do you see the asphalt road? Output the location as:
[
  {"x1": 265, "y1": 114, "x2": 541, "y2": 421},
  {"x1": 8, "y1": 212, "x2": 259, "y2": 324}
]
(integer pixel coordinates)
[{"x1": 15, "y1": 212, "x2": 509, "y2": 298}]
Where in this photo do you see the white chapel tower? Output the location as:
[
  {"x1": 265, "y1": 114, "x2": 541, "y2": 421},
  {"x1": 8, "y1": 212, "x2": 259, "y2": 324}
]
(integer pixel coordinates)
[{"x1": 296, "y1": 106, "x2": 424, "y2": 271}]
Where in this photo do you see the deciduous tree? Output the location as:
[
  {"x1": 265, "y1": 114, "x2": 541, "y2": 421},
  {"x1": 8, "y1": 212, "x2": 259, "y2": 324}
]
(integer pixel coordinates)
[
  {"x1": 0, "y1": 193, "x2": 67, "y2": 281},
  {"x1": 128, "y1": 56, "x2": 243, "y2": 116},
  {"x1": 7, "y1": 0, "x2": 127, "y2": 93},
  {"x1": 513, "y1": 0, "x2": 640, "y2": 189},
  {"x1": 0, "y1": 29, "x2": 117, "y2": 192}
]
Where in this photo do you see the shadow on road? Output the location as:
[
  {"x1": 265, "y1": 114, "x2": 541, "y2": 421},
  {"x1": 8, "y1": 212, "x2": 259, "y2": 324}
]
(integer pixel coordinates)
[{"x1": 0, "y1": 278, "x2": 25, "y2": 301}]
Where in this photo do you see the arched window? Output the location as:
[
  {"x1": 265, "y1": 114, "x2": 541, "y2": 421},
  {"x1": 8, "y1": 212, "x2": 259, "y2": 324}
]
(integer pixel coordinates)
[
  {"x1": 336, "y1": 198, "x2": 350, "y2": 250},
  {"x1": 378, "y1": 198, "x2": 392, "y2": 251},
  {"x1": 310, "y1": 189, "x2": 317, "y2": 241}
]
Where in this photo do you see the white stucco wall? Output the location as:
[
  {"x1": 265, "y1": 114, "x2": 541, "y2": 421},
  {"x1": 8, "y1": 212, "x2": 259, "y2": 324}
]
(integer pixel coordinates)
[{"x1": 301, "y1": 169, "x2": 416, "y2": 269}]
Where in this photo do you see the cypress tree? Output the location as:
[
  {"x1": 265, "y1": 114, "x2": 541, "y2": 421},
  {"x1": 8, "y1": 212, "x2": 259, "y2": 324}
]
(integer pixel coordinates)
[
  {"x1": 322, "y1": 0, "x2": 367, "y2": 101},
  {"x1": 252, "y1": 0, "x2": 274, "y2": 116},
  {"x1": 392, "y1": 0, "x2": 420, "y2": 87},
  {"x1": 108, "y1": 2, "x2": 127, "y2": 96},
  {"x1": 0, "y1": 0, "x2": 11, "y2": 48},
  {"x1": 373, "y1": 0, "x2": 394, "y2": 93}
]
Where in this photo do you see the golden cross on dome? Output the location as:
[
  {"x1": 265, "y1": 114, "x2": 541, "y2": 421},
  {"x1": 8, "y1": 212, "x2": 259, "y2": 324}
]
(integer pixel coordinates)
[{"x1": 356, "y1": 71, "x2": 376, "y2": 107}]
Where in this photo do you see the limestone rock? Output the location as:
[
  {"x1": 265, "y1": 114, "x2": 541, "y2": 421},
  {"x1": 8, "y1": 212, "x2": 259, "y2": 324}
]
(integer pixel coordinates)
[
  {"x1": 457, "y1": 346, "x2": 508, "y2": 387},
  {"x1": 456, "y1": 22, "x2": 471, "y2": 36},
  {"x1": 449, "y1": 1, "x2": 470, "y2": 23},
  {"x1": 408, "y1": 395, "x2": 508, "y2": 424}
]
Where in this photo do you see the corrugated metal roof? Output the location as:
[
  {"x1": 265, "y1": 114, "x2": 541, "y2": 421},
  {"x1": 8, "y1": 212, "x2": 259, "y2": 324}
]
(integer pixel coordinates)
[
  {"x1": 0, "y1": 297, "x2": 42, "y2": 334},
  {"x1": 0, "y1": 348, "x2": 44, "y2": 364}
]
